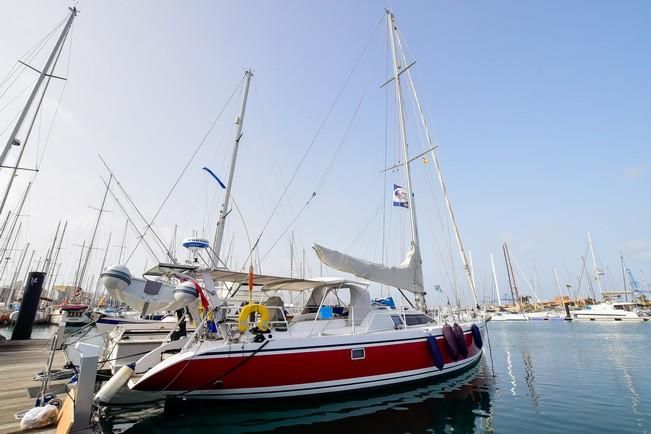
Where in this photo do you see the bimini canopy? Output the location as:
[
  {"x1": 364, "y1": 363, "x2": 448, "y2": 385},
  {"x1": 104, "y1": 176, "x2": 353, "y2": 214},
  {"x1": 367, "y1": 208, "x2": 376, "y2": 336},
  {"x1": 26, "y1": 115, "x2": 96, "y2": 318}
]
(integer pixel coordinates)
[
  {"x1": 313, "y1": 242, "x2": 424, "y2": 294},
  {"x1": 302, "y1": 281, "x2": 372, "y2": 325},
  {"x1": 144, "y1": 263, "x2": 326, "y2": 291}
]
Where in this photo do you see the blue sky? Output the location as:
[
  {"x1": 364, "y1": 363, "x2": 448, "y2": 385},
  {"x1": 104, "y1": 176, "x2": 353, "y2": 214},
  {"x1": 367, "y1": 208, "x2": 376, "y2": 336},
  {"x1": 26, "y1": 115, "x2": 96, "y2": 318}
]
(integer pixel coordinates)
[{"x1": 0, "y1": 0, "x2": 649, "y2": 305}]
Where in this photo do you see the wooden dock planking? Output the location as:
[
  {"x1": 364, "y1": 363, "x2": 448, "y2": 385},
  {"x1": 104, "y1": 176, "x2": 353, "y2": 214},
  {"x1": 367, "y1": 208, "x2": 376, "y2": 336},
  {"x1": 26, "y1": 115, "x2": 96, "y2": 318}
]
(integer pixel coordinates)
[{"x1": 0, "y1": 339, "x2": 69, "y2": 434}]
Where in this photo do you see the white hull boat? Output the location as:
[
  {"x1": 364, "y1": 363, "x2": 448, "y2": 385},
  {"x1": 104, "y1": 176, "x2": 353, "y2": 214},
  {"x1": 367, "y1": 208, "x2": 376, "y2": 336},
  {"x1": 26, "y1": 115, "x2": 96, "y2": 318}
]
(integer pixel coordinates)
[
  {"x1": 573, "y1": 301, "x2": 650, "y2": 322},
  {"x1": 527, "y1": 310, "x2": 566, "y2": 320},
  {"x1": 58, "y1": 304, "x2": 92, "y2": 326},
  {"x1": 124, "y1": 280, "x2": 484, "y2": 400},
  {"x1": 99, "y1": 322, "x2": 191, "y2": 374},
  {"x1": 489, "y1": 312, "x2": 529, "y2": 321}
]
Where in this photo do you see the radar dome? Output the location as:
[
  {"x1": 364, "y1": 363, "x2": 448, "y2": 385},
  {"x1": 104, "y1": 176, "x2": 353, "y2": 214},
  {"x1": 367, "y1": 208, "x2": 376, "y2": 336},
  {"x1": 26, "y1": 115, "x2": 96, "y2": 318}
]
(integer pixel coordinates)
[{"x1": 182, "y1": 237, "x2": 210, "y2": 250}]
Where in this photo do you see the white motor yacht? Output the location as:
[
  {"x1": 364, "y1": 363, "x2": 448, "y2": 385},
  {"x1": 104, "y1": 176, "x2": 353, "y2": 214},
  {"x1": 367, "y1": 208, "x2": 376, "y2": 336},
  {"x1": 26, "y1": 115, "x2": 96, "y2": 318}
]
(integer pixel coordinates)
[{"x1": 573, "y1": 301, "x2": 650, "y2": 322}]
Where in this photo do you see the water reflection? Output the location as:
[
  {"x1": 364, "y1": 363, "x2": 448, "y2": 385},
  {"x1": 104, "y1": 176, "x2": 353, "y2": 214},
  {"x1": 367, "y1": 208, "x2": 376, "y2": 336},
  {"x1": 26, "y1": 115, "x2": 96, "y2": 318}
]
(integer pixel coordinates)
[
  {"x1": 505, "y1": 350, "x2": 517, "y2": 396},
  {"x1": 99, "y1": 362, "x2": 494, "y2": 434},
  {"x1": 601, "y1": 330, "x2": 643, "y2": 428},
  {"x1": 521, "y1": 348, "x2": 540, "y2": 411}
]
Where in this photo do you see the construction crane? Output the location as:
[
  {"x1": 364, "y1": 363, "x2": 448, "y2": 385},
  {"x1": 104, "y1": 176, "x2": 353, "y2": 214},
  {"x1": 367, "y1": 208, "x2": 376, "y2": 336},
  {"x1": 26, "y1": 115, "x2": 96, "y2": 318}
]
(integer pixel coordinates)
[{"x1": 626, "y1": 268, "x2": 646, "y2": 294}]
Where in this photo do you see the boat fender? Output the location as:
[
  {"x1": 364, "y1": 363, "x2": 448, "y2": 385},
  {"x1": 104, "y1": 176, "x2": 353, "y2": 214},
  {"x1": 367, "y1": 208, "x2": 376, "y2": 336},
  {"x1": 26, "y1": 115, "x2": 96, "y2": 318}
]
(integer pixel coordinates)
[
  {"x1": 238, "y1": 304, "x2": 270, "y2": 333},
  {"x1": 470, "y1": 323, "x2": 483, "y2": 349},
  {"x1": 442, "y1": 324, "x2": 460, "y2": 361},
  {"x1": 94, "y1": 363, "x2": 135, "y2": 404},
  {"x1": 452, "y1": 323, "x2": 469, "y2": 358},
  {"x1": 426, "y1": 335, "x2": 444, "y2": 369}
]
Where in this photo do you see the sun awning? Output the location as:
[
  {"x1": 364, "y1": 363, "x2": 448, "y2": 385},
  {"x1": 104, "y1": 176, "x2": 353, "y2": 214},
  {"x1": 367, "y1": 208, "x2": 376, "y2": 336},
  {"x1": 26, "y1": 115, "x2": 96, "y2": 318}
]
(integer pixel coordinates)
[{"x1": 143, "y1": 263, "x2": 325, "y2": 291}]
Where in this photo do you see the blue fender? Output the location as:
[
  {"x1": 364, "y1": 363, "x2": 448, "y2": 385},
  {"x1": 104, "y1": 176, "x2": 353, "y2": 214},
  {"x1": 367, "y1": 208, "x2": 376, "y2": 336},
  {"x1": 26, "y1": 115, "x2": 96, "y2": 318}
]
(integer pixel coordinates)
[
  {"x1": 427, "y1": 335, "x2": 444, "y2": 370},
  {"x1": 471, "y1": 323, "x2": 483, "y2": 349}
]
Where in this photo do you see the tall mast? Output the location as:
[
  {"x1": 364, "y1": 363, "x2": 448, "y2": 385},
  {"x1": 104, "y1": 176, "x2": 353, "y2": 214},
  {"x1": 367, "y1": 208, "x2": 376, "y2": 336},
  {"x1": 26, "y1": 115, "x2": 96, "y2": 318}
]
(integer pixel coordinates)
[
  {"x1": 211, "y1": 69, "x2": 253, "y2": 268},
  {"x1": 0, "y1": 183, "x2": 31, "y2": 261},
  {"x1": 503, "y1": 242, "x2": 521, "y2": 309},
  {"x1": 0, "y1": 222, "x2": 22, "y2": 283},
  {"x1": 117, "y1": 219, "x2": 128, "y2": 264},
  {"x1": 45, "y1": 221, "x2": 66, "y2": 293},
  {"x1": 0, "y1": 212, "x2": 12, "y2": 244},
  {"x1": 581, "y1": 255, "x2": 596, "y2": 301},
  {"x1": 6, "y1": 242, "x2": 29, "y2": 304},
  {"x1": 620, "y1": 252, "x2": 628, "y2": 302},
  {"x1": 72, "y1": 240, "x2": 85, "y2": 295},
  {"x1": 75, "y1": 176, "x2": 112, "y2": 290},
  {"x1": 392, "y1": 20, "x2": 478, "y2": 308},
  {"x1": 42, "y1": 221, "x2": 61, "y2": 276},
  {"x1": 0, "y1": 7, "x2": 77, "y2": 213},
  {"x1": 587, "y1": 232, "x2": 603, "y2": 298},
  {"x1": 169, "y1": 225, "x2": 177, "y2": 263},
  {"x1": 289, "y1": 231, "x2": 294, "y2": 277},
  {"x1": 92, "y1": 233, "x2": 112, "y2": 306},
  {"x1": 490, "y1": 253, "x2": 502, "y2": 306},
  {"x1": 387, "y1": 11, "x2": 425, "y2": 311},
  {"x1": 553, "y1": 268, "x2": 566, "y2": 311}
]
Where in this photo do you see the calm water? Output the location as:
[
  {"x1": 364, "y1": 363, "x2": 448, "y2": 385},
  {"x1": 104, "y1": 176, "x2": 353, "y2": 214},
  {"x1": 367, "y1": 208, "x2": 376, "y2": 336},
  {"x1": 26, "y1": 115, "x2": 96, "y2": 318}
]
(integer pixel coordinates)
[
  {"x1": 95, "y1": 321, "x2": 651, "y2": 433},
  {"x1": 0, "y1": 323, "x2": 59, "y2": 339}
]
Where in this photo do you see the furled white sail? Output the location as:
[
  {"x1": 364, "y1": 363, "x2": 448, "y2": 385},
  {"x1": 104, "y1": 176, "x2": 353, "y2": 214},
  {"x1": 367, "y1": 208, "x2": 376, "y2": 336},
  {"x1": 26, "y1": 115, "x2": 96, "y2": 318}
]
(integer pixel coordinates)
[{"x1": 313, "y1": 242, "x2": 424, "y2": 293}]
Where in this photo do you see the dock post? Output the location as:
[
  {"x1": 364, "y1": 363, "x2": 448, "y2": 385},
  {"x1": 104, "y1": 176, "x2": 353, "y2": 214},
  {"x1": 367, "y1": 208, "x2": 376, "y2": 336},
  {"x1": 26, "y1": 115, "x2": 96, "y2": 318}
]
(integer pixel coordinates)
[
  {"x1": 11, "y1": 272, "x2": 46, "y2": 340},
  {"x1": 55, "y1": 322, "x2": 66, "y2": 350},
  {"x1": 72, "y1": 342, "x2": 99, "y2": 432}
]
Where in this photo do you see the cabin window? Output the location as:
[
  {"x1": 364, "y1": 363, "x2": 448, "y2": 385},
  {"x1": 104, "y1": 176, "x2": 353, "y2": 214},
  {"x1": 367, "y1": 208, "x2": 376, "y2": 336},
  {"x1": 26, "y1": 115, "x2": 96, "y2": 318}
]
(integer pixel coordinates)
[
  {"x1": 391, "y1": 315, "x2": 403, "y2": 327},
  {"x1": 614, "y1": 305, "x2": 624, "y2": 310},
  {"x1": 404, "y1": 314, "x2": 432, "y2": 326},
  {"x1": 351, "y1": 348, "x2": 365, "y2": 360}
]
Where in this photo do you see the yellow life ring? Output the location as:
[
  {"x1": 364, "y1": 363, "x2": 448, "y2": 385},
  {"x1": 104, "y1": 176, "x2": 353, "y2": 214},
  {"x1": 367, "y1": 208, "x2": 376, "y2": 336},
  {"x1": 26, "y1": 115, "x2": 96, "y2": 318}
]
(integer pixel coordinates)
[{"x1": 238, "y1": 303, "x2": 270, "y2": 333}]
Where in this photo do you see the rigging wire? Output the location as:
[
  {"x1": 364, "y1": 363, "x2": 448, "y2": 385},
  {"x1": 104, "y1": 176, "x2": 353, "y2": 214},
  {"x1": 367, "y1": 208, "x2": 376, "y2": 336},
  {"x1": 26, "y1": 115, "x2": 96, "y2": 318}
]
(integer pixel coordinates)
[
  {"x1": 395, "y1": 24, "x2": 475, "y2": 306},
  {"x1": 0, "y1": 108, "x2": 24, "y2": 138},
  {"x1": 36, "y1": 20, "x2": 75, "y2": 170},
  {"x1": 379, "y1": 19, "x2": 460, "y2": 297},
  {"x1": 0, "y1": 79, "x2": 38, "y2": 116},
  {"x1": 100, "y1": 176, "x2": 161, "y2": 262},
  {"x1": 0, "y1": 15, "x2": 66, "y2": 99},
  {"x1": 99, "y1": 155, "x2": 176, "y2": 262},
  {"x1": 0, "y1": 16, "x2": 71, "y2": 222},
  {"x1": 0, "y1": 16, "x2": 65, "y2": 87},
  {"x1": 124, "y1": 76, "x2": 246, "y2": 264},
  {"x1": 257, "y1": 86, "x2": 369, "y2": 266},
  {"x1": 344, "y1": 195, "x2": 385, "y2": 254},
  {"x1": 247, "y1": 14, "x2": 385, "y2": 263}
]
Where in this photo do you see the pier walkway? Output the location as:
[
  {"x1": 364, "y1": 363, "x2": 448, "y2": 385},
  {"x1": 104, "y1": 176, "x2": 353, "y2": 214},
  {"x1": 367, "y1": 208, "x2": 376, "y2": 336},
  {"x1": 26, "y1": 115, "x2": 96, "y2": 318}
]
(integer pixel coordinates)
[{"x1": 0, "y1": 339, "x2": 68, "y2": 434}]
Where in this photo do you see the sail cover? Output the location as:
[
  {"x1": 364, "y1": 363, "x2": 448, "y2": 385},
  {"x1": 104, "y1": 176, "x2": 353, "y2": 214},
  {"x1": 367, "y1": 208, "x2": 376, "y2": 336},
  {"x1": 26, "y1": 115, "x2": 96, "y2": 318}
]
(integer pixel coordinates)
[{"x1": 313, "y1": 242, "x2": 424, "y2": 293}]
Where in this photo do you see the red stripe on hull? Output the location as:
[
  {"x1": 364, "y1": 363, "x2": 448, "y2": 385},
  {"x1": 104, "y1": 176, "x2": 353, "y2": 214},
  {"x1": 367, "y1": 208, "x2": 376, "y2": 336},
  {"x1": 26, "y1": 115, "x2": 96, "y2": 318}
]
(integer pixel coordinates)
[{"x1": 135, "y1": 332, "x2": 479, "y2": 392}]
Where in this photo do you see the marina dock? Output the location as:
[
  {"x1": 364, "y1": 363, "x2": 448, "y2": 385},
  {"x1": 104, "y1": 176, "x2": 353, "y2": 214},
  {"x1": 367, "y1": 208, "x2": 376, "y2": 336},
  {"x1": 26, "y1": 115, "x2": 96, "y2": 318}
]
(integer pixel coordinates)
[{"x1": 0, "y1": 339, "x2": 68, "y2": 434}]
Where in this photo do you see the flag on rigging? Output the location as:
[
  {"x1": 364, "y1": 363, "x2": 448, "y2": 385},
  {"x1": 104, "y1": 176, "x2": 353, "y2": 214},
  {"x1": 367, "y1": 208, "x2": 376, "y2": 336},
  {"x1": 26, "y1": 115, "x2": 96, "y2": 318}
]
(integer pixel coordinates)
[{"x1": 393, "y1": 184, "x2": 409, "y2": 208}]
